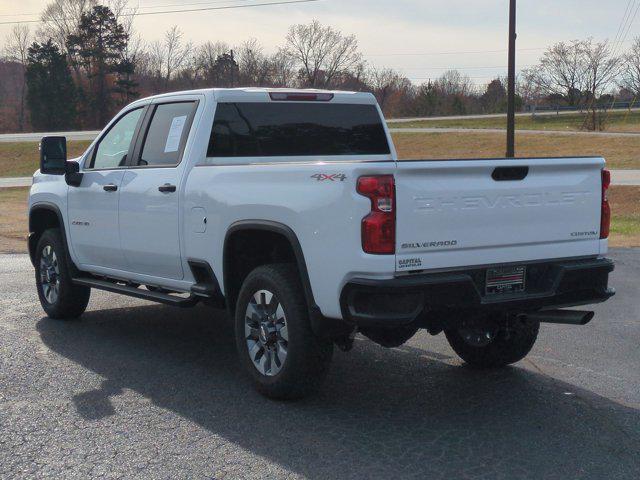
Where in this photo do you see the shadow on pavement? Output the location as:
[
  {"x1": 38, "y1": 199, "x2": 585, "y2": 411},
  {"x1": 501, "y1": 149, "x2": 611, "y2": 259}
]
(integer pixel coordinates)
[{"x1": 37, "y1": 303, "x2": 640, "y2": 479}]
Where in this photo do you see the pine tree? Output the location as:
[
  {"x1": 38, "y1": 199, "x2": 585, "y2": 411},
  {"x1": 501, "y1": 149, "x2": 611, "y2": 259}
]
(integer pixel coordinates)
[
  {"x1": 25, "y1": 40, "x2": 76, "y2": 131},
  {"x1": 67, "y1": 5, "x2": 133, "y2": 128}
]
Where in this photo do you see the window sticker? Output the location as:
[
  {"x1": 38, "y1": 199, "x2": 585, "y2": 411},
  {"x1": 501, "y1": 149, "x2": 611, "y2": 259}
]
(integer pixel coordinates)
[{"x1": 164, "y1": 115, "x2": 188, "y2": 153}]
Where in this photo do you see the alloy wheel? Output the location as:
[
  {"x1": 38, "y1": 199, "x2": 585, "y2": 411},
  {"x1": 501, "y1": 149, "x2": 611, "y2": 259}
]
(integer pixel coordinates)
[
  {"x1": 39, "y1": 245, "x2": 60, "y2": 304},
  {"x1": 244, "y1": 289, "x2": 289, "y2": 376}
]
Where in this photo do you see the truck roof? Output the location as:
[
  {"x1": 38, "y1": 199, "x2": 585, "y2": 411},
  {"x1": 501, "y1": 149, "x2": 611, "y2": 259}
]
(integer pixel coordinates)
[{"x1": 132, "y1": 87, "x2": 377, "y2": 106}]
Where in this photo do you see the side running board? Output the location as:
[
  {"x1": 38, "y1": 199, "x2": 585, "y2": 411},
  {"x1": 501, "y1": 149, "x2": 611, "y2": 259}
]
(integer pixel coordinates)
[{"x1": 72, "y1": 277, "x2": 199, "y2": 308}]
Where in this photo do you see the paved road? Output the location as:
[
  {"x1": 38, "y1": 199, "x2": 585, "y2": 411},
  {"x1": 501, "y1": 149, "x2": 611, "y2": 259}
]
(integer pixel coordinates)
[
  {"x1": 3, "y1": 169, "x2": 640, "y2": 189},
  {"x1": 389, "y1": 127, "x2": 640, "y2": 137},
  {"x1": 613, "y1": 169, "x2": 640, "y2": 186},
  {"x1": 0, "y1": 131, "x2": 100, "y2": 143},
  {"x1": 386, "y1": 108, "x2": 640, "y2": 123},
  {"x1": 0, "y1": 177, "x2": 32, "y2": 188},
  {"x1": 2, "y1": 120, "x2": 639, "y2": 143},
  {"x1": 1, "y1": 250, "x2": 638, "y2": 479}
]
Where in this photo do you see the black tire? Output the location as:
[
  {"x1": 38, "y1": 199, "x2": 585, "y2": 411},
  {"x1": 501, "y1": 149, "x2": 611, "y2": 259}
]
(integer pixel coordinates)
[
  {"x1": 235, "y1": 264, "x2": 333, "y2": 400},
  {"x1": 35, "y1": 228, "x2": 90, "y2": 320},
  {"x1": 445, "y1": 317, "x2": 539, "y2": 368}
]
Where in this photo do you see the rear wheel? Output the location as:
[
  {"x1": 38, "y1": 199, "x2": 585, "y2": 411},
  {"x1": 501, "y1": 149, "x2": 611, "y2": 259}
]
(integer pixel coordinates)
[
  {"x1": 445, "y1": 315, "x2": 539, "y2": 368},
  {"x1": 35, "y1": 229, "x2": 90, "y2": 320},
  {"x1": 234, "y1": 264, "x2": 333, "y2": 400}
]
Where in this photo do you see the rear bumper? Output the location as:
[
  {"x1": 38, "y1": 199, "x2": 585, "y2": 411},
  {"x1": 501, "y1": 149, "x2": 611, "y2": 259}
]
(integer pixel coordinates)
[{"x1": 340, "y1": 257, "x2": 615, "y2": 327}]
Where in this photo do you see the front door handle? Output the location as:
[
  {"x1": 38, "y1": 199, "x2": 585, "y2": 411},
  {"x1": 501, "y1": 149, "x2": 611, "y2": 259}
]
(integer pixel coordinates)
[
  {"x1": 103, "y1": 184, "x2": 118, "y2": 192},
  {"x1": 158, "y1": 184, "x2": 177, "y2": 193}
]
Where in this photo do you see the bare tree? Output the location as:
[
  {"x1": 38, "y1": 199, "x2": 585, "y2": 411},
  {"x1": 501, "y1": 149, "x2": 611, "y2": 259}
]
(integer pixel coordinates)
[
  {"x1": 149, "y1": 26, "x2": 193, "y2": 89},
  {"x1": 435, "y1": 70, "x2": 474, "y2": 96},
  {"x1": 38, "y1": 0, "x2": 97, "y2": 53},
  {"x1": 535, "y1": 40, "x2": 587, "y2": 106},
  {"x1": 368, "y1": 67, "x2": 412, "y2": 113},
  {"x1": 193, "y1": 41, "x2": 230, "y2": 84},
  {"x1": 582, "y1": 39, "x2": 621, "y2": 130},
  {"x1": 621, "y1": 36, "x2": 640, "y2": 97},
  {"x1": 237, "y1": 38, "x2": 271, "y2": 86},
  {"x1": 109, "y1": 0, "x2": 134, "y2": 33},
  {"x1": 518, "y1": 68, "x2": 544, "y2": 109},
  {"x1": 285, "y1": 20, "x2": 363, "y2": 88},
  {"x1": 269, "y1": 48, "x2": 296, "y2": 87},
  {"x1": 3, "y1": 25, "x2": 32, "y2": 131}
]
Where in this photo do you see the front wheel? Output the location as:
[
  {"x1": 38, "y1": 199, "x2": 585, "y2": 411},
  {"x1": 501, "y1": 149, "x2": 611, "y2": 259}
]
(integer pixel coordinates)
[
  {"x1": 35, "y1": 229, "x2": 91, "y2": 320},
  {"x1": 445, "y1": 315, "x2": 539, "y2": 368},
  {"x1": 234, "y1": 264, "x2": 333, "y2": 400}
]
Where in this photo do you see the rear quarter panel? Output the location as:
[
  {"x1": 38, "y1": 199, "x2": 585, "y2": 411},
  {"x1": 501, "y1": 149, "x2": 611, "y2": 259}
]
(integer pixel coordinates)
[{"x1": 183, "y1": 161, "x2": 397, "y2": 319}]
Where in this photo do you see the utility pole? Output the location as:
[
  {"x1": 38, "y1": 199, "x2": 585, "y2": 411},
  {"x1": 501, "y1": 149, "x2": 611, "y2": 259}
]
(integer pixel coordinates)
[{"x1": 506, "y1": 0, "x2": 516, "y2": 158}]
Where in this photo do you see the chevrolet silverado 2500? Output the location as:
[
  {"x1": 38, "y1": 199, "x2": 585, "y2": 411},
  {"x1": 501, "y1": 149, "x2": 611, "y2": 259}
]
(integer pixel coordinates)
[{"x1": 29, "y1": 88, "x2": 615, "y2": 399}]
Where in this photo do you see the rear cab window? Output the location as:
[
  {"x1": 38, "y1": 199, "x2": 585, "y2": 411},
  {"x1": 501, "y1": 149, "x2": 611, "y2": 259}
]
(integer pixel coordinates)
[{"x1": 207, "y1": 101, "x2": 391, "y2": 159}]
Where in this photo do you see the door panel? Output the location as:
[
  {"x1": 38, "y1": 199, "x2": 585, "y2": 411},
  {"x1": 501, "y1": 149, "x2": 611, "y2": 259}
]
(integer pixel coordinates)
[
  {"x1": 118, "y1": 101, "x2": 198, "y2": 280},
  {"x1": 67, "y1": 107, "x2": 146, "y2": 270},
  {"x1": 119, "y1": 169, "x2": 183, "y2": 279},
  {"x1": 68, "y1": 170, "x2": 127, "y2": 268}
]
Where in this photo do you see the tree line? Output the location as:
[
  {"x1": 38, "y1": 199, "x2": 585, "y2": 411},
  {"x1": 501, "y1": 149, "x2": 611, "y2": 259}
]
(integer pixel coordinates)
[{"x1": 1, "y1": 0, "x2": 640, "y2": 133}]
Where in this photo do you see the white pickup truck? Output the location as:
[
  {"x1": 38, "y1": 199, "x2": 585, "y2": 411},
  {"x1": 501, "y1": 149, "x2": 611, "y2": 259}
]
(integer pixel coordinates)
[{"x1": 29, "y1": 88, "x2": 615, "y2": 399}]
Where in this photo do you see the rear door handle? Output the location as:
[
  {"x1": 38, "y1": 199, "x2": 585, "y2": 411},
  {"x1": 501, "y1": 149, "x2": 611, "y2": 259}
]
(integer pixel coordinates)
[
  {"x1": 158, "y1": 184, "x2": 177, "y2": 193},
  {"x1": 103, "y1": 184, "x2": 118, "y2": 192}
]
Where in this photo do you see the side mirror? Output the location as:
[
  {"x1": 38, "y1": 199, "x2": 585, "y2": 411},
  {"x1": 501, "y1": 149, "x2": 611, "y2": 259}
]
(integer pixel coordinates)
[
  {"x1": 40, "y1": 136, "x2": 67, "y2": 175},
  {"x1": 65, "y1": 161, "x2": 83, "y2": 187}
]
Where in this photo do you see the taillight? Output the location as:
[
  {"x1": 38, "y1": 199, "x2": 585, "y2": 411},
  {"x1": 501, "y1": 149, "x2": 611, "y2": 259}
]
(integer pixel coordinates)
[
  {"x1": 357, "y1": 175, "x2": 395, "y2": 254},
  {"x1": 600, "y1": 169, "x2": 611, "y2": 239}
]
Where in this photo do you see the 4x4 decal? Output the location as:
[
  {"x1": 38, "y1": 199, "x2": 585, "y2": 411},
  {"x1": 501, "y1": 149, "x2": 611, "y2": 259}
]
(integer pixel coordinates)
[{"x1": 311, "y1": 173, "x2": 347, "y2": 182}]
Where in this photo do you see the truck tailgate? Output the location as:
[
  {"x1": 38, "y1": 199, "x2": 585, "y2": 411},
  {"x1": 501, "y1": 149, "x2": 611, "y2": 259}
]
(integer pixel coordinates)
[{"x1": 395, "y1": 157, "x2": 605, "y2": 272}]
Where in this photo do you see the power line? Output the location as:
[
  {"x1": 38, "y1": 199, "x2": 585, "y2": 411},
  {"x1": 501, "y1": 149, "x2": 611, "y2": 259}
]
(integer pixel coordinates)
[
  {"x1": 0, "y1": 0, "x2": 322, "y2": 26},
  {"x1": 612, "y1": 0, "x2": 634, "y2": 47},
  {"x1": 363, "y1": 47, "x2": 544, "y2": 57},
  {"x1": 134, "y1": 0, "x2": 256, "y2": 11},
  {"x1": 617, "y1": 0, "x2": 640, "y2": 53},
  {"x1": 0, "y1": 0, "x2": 260, "y2": 19},
  {"x1": 612, "y1": 0, "x2": 639, "y2": 58},
  {"x1": 380, "y1": 64, "x2": 535, "y2": 71}
]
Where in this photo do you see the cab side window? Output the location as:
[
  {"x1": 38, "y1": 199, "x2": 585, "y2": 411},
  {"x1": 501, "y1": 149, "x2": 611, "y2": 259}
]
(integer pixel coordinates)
[
  {"x1": 90, "y1": 108, "x2": 144, "y2": 169},
  {"x1": 138, "y1": 102, "x2": 196, "y2": 167}
]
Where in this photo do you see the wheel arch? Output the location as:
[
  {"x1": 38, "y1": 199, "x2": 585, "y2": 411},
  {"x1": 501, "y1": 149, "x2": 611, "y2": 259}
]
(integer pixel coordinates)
[
  {"x1": 28, "y1": 203, "x2": 68, "y2": 267},
  {"x1": 223, "y1": 220, "x2": 316, "y2": 315}
]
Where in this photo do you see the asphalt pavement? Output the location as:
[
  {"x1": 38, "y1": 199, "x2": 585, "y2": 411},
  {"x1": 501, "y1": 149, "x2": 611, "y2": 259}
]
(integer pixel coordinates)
[{"x1": 0, "y1": 250, "x2": 639, "y2": 479}]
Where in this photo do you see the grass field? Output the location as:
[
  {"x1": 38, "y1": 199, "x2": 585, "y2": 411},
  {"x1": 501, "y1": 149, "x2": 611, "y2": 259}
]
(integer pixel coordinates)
[
  {"x1": 0, "y1": 187, "x2": 29, "y2": 254},
  {"x1": 394, "y1": 110, "x2": 640, "y2": 133},
  {"x1": 0, "y1": 141, "x2": 92, "y2": 178},
  {"x1": 0, "y1": 132, "x2": 639, "y2": 177},
  {"x1": 392, "y1": 132, "x2": 640, "y2": 169},
  {"x1": 2, "y1": 186, "x2": 638, "y2": 253}
]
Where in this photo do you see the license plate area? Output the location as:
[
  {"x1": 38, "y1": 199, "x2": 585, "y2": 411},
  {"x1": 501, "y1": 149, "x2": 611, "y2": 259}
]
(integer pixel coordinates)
[{"x1": 485, "y1": 266, "x2": 526, "y2": 295}]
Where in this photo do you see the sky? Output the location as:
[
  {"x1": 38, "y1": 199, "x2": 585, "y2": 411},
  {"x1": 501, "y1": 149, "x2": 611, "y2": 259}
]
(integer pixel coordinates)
[{"x1": 0, "y1": 0, "x2": 637, "y2": 85}]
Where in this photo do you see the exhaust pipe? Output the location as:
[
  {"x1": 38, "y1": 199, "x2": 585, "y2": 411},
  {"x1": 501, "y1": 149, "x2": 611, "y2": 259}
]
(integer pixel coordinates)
[{"x1": 525, "y1": 309, "x2": 595, "y2": 326}]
